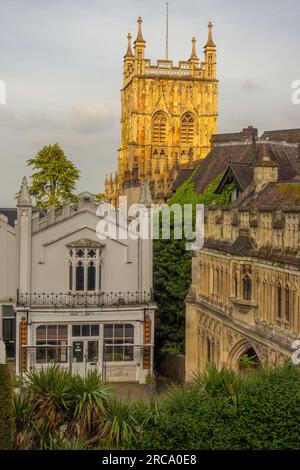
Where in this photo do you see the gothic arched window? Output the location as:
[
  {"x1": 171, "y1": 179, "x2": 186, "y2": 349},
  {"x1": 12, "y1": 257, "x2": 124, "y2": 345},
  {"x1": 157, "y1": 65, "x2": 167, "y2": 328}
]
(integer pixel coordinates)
[
  {"x1": 277, "y1": 284, "x2": 282, "y2": 319},
  {"x1": 68, "y1": 262, "x2": 73, "y2": 291},
  {"x1": 242, "y1": 275, "x2": 251, "y2": 301},
  {"x1": 68, "y1": 244, "x2": 101, "y2": 293},
  {"x1": 87, "y1": 261, "x2": 96, "y2": 291},
  {"x1": 76, "y1": 262, "x2": 84, "y2": 291},
  {"x1": 234, "y1": 272, "x2": 238, "y2": 298},
  {"x1": 152, "y1": 112, "x2": 167, "y2": 144},
  {"x1": 207, "y1": 337, "x2": 211, "y2": 363},
  {"x1": 180, "y1": 112, "x2": 194, "y2": 146},
  {"x1": 285, "y1": 285, "x2": 290, "y2": 323}
]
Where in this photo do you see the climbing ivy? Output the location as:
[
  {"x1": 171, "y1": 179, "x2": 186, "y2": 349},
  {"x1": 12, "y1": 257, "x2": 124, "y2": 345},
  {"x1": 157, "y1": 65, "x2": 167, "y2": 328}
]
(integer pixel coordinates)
[{"x1": 153, "y1": 171, "x2": 235, "y2": 360}]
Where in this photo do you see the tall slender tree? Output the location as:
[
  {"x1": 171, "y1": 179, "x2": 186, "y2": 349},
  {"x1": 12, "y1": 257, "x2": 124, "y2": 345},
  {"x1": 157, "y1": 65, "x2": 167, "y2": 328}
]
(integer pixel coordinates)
[{"x1": 27, "y1": 143, "x2": 80, "y2": 209}]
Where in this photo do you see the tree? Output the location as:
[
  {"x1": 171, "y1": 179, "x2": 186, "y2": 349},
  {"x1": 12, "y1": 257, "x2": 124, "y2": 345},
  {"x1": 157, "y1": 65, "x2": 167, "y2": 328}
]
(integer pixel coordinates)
[
  {"x1": 0, "y1": 362, "x2": 13, "y2": 450},
  {"x1": 153, "y1": 171, "x2": 235, "y2": 359},
  {"x1": 27, "y1": 143, "x2": 80, "y2": 209}
]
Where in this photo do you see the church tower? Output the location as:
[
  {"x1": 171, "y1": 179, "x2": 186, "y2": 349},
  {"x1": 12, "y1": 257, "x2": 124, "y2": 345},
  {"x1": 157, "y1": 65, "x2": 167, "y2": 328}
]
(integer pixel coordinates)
[{"x1": 105, "y1": 17, "x2": 218, "y2": 204}]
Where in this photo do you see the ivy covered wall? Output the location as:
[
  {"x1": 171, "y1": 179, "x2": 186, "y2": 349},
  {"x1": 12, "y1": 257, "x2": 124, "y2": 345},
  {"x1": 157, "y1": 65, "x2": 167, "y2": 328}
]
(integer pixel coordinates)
[{"x1": 153, "y1": 171, "x2": 235, "y2": 360}]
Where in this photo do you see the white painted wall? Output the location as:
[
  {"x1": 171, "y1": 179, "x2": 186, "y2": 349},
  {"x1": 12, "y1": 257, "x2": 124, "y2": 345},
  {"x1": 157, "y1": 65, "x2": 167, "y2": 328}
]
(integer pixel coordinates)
[
  {"x1": 16, "y1": 197, "x2": 152, "y2": 295},
  {"x1": 0, "y1": 214, "x2": 16, "y2": 303}
]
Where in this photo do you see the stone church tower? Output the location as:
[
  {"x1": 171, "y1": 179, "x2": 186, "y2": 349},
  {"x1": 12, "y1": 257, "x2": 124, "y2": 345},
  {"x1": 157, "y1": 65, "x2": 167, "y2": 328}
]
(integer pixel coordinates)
[{"x1": 105, "y1": 17, "x2": 218, "y2": 204}]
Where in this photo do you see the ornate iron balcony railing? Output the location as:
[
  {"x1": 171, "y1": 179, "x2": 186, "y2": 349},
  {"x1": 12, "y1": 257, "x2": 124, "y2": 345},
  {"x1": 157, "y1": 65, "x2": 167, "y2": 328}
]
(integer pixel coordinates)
[{"x1": 17, "y1": 291, "x2": 153, "y2": 307}]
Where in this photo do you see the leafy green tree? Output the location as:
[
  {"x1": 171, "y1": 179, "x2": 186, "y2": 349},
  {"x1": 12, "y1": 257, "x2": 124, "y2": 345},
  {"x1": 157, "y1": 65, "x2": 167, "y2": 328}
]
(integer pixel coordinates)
[
  {"x1": 154, "y1": 171, "x2": 235, "y2": 358},
  {"x1": 27, "y1": 143, "x2": 80, "y2": 209},
  {"x1": 0, "y1": 362, "x2": 13, "y2": 450},
  {"x1": 94, "y1": 193, "x2": 105, "y2": 205}
]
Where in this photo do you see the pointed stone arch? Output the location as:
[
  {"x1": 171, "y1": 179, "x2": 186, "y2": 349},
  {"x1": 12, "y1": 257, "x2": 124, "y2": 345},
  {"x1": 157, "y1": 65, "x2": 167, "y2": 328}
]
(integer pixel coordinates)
[
  {"x1": 152, "y1": 111, "x2": 168, "y2": 145},
  {"x1": 180, "y1": 111, "x2": 195, "y2": 146},
  {"x1": 227, "y1": 337, "x2": 260, "y2": 370}
]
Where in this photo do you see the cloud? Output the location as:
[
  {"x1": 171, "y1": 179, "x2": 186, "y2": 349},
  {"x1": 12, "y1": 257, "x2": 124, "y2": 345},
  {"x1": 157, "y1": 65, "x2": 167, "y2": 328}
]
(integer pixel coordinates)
[
  {"x1": 70, "y1": 103, "x2": 114, "y2": 134},
  {"x1": 241, "y1": 80, "x2": 264, "y2": 93}
]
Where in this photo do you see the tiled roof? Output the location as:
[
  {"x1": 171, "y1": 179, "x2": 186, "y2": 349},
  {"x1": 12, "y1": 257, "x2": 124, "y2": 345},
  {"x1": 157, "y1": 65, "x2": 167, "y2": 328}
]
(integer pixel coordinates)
[
  {"x1": 246, "y1": 181, "x2": 300, "y2": 210},
  {"x1": 261, "y1": 128, "x2": 300, "y2": 144},
  {"x1": 173, "y1": 135, "x2": 300, "y2": 197}
]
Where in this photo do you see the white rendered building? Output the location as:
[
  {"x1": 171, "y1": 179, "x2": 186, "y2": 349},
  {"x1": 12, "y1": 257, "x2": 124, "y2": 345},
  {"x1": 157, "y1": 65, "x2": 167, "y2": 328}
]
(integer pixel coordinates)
[{"x1": 0, "y1": 177, "x2": 155, "y2": 383}]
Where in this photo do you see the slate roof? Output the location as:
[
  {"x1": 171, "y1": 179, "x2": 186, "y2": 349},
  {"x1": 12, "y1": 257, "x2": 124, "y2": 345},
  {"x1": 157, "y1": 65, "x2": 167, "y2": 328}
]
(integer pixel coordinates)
[
  {"x1": 172, "y1": 128, "x2": 300, "y2": 197},
  {"x1": 246, "y1": 181, "x2": 300, "y2": 211},
  {"x1": 261, "y1": 128, "x2": 300, "y2": 145},
  {"x1": 0, "y1": 209, "x2": 17, "y2": 227},
  {"x1": 0, "y1": 208, "x2": 45, "y2": 227}
]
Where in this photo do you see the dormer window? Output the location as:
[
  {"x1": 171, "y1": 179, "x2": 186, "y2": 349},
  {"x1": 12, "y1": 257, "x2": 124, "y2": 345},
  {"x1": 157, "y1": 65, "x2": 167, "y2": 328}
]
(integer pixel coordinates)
[{"x1": 67, "y1": 239, "x2": 103, "y2": 293}]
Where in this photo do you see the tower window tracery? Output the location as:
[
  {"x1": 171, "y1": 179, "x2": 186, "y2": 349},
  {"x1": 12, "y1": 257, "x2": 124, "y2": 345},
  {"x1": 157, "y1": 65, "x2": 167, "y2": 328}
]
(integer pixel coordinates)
[
  {"x1": 180, "y1": 112, "x2": 194, "y2": 146},
  {"x1": 152, "y1": 112, "x2": 167, "y2": 144}
]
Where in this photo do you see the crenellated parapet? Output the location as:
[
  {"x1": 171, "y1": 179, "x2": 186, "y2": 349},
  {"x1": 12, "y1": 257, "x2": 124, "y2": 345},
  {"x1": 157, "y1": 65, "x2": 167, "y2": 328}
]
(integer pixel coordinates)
[
  {"x1": 106, "y1": 16, "x2": 218, "y2": 205},
  {"x1": 31, "y1": 192, "x2": 98, "y2": 234},
  {"x1": 204, "y1": 206, "x2": 300, "y2": 255}
]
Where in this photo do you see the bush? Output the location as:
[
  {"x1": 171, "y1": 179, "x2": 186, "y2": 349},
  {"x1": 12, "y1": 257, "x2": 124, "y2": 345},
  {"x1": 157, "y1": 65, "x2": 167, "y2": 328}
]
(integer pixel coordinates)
[
  {"x1": 0, "y1": 363, "x2": 14, "y2": 450},
  {"x1": 135, "y1": 364, "x2": 300, "y2": 450}
]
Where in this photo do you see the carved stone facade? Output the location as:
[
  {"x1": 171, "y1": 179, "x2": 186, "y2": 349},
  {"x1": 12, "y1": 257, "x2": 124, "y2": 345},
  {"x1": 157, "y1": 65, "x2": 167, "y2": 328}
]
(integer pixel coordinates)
[
  {"x1": 185, "y1": 129, "x2": 300, "y2": 378},
  {"x1": 105, "y1": 17, "x2": 218, "y2": 204}
]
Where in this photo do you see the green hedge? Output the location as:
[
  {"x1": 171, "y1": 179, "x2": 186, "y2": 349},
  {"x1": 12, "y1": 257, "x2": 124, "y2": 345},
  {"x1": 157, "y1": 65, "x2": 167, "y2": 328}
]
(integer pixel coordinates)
[
  {"x1": 135, "y1": 364, "x2": 300, "y2": 450},
  {"x1": 0, "y1": 363, "x2": 13, "y2": 450}
]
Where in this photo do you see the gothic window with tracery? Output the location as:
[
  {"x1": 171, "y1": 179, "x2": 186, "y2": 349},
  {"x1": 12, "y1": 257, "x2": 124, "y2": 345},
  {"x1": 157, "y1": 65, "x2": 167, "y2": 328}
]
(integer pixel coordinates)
[
  {"x1": 277, "y1": 284, "x2": 282, "y2": 320},
  {"x1": 285, "y1": 285, "x2": 290, "y2": 323},
  {"x1": 152, "y1": 112, "x2": 167, "y2": 144},
  {"x1": 242, "y1": 275, "x2": 252, "y2": 301},
  {"x1": 180, "y1": 112, "x2": 194, "y2": 146},
  {"x1": 68, "y1": 245, "x2": 102, "y2": 292}
]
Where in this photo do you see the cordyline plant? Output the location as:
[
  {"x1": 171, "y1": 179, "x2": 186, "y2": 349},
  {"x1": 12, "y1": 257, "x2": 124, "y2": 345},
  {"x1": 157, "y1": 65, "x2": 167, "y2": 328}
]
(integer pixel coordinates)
[{"x1": 27, "y1": 143, "x2": 80, "y2": 209}]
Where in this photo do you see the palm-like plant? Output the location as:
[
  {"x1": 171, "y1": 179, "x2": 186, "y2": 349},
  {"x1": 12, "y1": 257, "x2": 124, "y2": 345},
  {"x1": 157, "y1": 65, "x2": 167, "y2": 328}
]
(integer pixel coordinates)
[
  {"x1": 100, "y1": 398, "x2": 138, "y2": 448},
  {"x1": 12, "y1": 393, "x2": 35, "y2": 449},
  {"x1": 24, "y1": 365, "x2": 72, "y2": 436},
  {"x1": 134, "y1": 395, "x2": 162, "y2": 428},
  {"x1": 193, "y1": 363, "x2": 241, "y2": 409},
  {"x1": 70, "y1": 370, "x2": 112, "y2": 437},
  {"x1": 49, "y1": 435, "x2": 89, "y2": 450}
]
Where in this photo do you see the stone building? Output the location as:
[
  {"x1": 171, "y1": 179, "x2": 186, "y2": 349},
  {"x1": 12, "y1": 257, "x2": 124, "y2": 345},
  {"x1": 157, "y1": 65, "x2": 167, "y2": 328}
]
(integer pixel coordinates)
[
  {"x1": 185, "y1": 128, "x2": 300, "y2": 378},
  {"x1": 105, "y1": 17, "x2": 218, "y2": 205},
  {"x1": 0, "y1": 178, "x2": 155, "y2": 383}
]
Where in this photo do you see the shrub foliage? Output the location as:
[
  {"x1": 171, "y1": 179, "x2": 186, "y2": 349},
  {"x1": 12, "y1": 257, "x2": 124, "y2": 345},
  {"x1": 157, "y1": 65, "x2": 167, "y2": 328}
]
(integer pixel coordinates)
[
  {"x1": 0, "y1": 363, "x2": 14, "y2": 450},
  {"x1": 153, "y1": 172, "x2": 235, "y2": 357}
]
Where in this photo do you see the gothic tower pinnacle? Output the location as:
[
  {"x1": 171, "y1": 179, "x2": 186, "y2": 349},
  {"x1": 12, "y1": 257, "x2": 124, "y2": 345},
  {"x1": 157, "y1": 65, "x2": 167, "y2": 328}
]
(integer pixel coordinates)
[{"x1": 105, "y1": 17, "x2": 218, "y2": 205}]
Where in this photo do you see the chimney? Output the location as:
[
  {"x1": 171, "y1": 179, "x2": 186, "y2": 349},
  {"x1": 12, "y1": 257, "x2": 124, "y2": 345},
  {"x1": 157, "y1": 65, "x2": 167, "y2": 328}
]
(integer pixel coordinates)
[{"x1": 254, "y1": 155, "x2": 279, "y2": 192}]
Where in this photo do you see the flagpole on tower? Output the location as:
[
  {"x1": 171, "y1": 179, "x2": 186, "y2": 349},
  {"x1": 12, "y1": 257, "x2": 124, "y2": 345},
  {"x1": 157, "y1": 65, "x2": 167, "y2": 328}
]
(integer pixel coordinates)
[{"x1": 166, "y1": 2, "x2": 169, "y2": 60}]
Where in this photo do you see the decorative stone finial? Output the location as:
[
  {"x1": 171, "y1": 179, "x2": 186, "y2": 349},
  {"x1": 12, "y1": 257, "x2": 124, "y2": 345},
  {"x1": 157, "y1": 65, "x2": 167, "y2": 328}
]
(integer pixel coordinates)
[
  {"x1": 125, "y1": 32, "x2": 133, "y2": 58},
  {"x1": 135, "y1": 16, "x2": 145, "y2": 44},
  {"x1": 205, "y1": 21, "x2": 216, "y2": 48},
  {"x1": 17, "y1": 176, "x2": 32, "y2": 206},
  {"x1": 189, "y1": 37, "x2": 199, "y2": 61}
]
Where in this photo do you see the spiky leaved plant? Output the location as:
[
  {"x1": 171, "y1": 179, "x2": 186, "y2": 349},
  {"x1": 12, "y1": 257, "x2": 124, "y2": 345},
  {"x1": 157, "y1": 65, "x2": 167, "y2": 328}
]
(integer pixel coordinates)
[
  {"x1": 100, "y1": 398, "x2": 138, "y2": 448},
  {"x1": 192, "y1": 363, "x2": 241, "y2": 410},
  {"x1": 0, "y1": 363, "x2": 13, "y2": 450},
  {"x1": 70, "y1": 370, "x2": 112, "y2": 438},
  {"x1": 24, "y1": 365, "x2": 72, "y2": 443}
]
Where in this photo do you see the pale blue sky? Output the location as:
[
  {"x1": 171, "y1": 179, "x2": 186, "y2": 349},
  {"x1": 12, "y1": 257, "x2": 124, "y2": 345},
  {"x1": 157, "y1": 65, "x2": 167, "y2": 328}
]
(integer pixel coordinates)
[{"x1": 0, "y1": 0, "x2": 299, "y2": 205}]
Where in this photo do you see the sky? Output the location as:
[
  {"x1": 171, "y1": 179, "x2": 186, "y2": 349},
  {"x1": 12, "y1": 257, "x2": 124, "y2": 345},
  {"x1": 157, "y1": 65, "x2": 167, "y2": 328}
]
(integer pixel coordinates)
[{"x1": 0, "y1": 0, "x2": 299, "y2": 205}]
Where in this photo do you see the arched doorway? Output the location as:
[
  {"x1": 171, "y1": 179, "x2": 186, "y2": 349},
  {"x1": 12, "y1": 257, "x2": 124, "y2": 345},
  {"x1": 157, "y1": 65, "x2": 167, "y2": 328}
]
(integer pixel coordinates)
[
  {"x1": 238, "y1": 347, "x2": 260, "y2": 375},
  {"x1": 227, "y1": 338, "x2": 260, "y2": 373}
]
